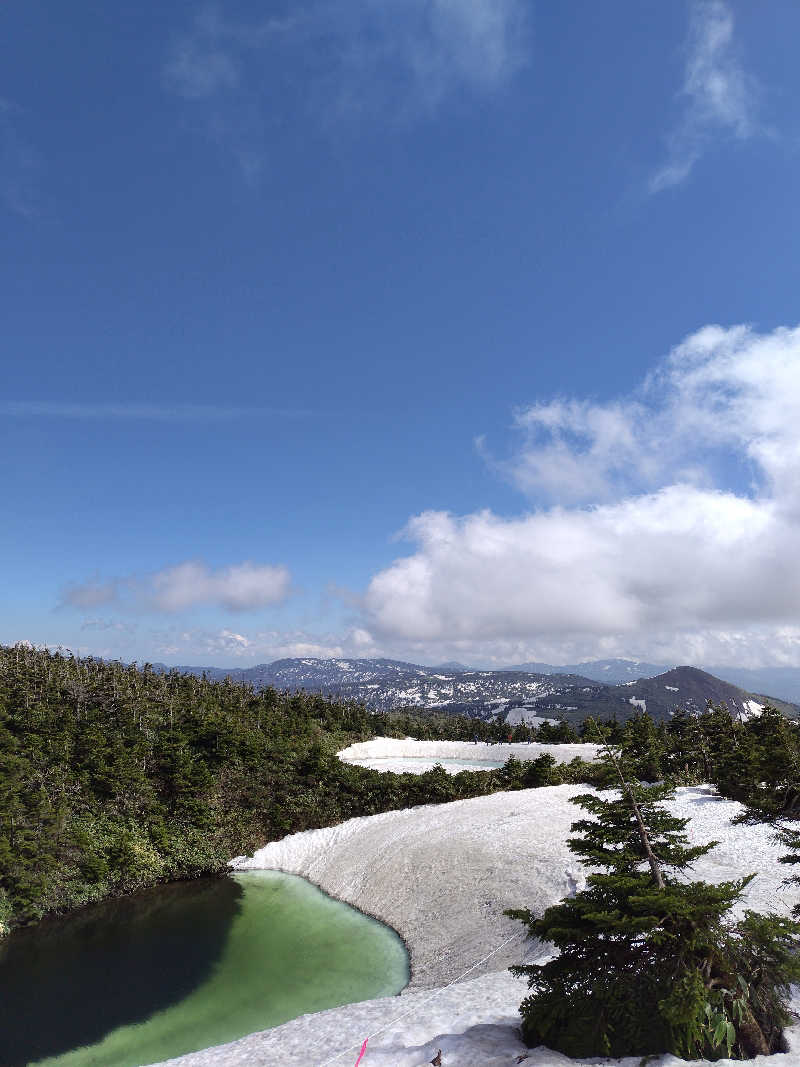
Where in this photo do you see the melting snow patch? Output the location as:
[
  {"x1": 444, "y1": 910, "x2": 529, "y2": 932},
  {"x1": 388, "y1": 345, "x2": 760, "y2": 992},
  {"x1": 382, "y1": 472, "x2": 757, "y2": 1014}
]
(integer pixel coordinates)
[
  {"x1": 741, "y1": 699, "x2": 764, "y2": 720},
  {"x1": 337, "y1": 737, "x2": 598, "y2": 775},
  {"x1": 628, "y1": 697, "x2": 646, "y2": 711}
]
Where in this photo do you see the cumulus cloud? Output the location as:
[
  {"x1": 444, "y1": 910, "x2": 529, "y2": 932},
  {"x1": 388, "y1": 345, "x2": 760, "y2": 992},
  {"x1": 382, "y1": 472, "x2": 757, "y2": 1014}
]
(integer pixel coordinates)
[
  {"x1": 163, "y1": 1, "x2": 527, "y2": 174},
  {"x1": 62, "y1": 560, "x2": 291, "y2": 614},
  {"x1": 650, "y1": 0, "x2": 761, "y2": 192},
  {"x1": 484, "y1": 398, "x2": 661, "y2": 503},
  {"x1": 488, "y1": 324, "x2": 800, "y2": 505},
  {"x1": 362, "y1": 323, "x2": 800, "y2": 668}
]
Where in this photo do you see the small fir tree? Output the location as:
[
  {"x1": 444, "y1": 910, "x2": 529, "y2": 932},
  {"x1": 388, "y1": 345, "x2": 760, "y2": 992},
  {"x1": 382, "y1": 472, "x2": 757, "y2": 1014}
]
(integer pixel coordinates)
[{"x1": 506, "y1": 733, "x2": 800, "y2": 1060}]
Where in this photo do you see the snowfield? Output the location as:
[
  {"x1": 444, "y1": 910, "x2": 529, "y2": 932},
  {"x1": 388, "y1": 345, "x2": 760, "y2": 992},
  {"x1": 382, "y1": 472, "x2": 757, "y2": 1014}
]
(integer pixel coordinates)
[
  {"x1": 337, "y1": 737, "x2": 599, "y2": 775},
  {"x1": 151, "y1": 769, "x2": 800, "y2": 1067}
]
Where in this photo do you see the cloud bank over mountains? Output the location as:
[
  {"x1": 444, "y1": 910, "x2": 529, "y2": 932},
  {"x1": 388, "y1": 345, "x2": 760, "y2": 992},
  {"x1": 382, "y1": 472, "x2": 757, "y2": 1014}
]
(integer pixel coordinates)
[
  {"x1": 60, "y1": 324, "x2": 800, "y2": 670},
  {"x1": 362, "y1": 324, "x2": 800, "y2": 668}
]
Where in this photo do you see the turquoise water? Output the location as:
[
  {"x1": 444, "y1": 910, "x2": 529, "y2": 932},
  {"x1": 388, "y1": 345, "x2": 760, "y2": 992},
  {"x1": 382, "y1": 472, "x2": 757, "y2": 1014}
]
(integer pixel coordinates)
[{"x1": 0, "y1": 872, "x2": 409, "y2": 1067}]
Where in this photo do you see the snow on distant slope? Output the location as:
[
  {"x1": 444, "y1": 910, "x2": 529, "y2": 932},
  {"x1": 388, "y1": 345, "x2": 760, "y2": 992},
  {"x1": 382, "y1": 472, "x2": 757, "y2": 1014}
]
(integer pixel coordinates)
[
  {"x1": 741, "y1": 699, "x2": 764, "y2": 720},
  {"x1": 155, "y1": 776, "x2": 800, "y2": 1067}
]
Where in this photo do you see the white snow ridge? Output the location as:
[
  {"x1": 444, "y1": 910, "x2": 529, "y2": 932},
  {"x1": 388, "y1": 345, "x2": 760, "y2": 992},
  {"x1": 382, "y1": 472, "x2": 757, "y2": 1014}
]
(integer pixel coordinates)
[
  {"x1": 337, "y1": 737, "x2": 599, "y2": 775},
  {"x1": 152, "y1": 751, "x2": 800, "y2": 1067}
]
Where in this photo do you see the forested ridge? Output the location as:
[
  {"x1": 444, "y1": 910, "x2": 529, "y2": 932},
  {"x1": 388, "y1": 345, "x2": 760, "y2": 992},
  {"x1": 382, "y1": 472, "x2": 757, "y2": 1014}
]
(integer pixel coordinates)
[
  {"x1": 3, "y1": 643, "x2": 800, "y2": 941},
  {"x1": 0, "y1": 644, "x2": 596, "y2": 934}
]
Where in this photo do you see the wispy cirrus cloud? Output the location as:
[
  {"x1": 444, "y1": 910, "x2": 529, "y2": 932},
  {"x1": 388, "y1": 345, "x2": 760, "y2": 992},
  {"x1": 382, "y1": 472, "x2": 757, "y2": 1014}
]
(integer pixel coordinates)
[
  {"x1": 163, "y1": 1, "x2": 528, "y2": 177},
  {"x1": 0, "y1": 98, "x2": 41, "y2": 217},
  {"x1": 62, "y1": 560, "x2": 292, "y2": 614},
  {"x1": 147, "y1": 623, "x2": 378, "y2": 662},
  {"x1": 650, "y1": 0, "x2": 761, "y2": 193},
  {"x1": 2, "y1": 401, "x2": 312, "y2": 420},
  {"x1": 80, "y1": 618, "x2": 138, "y2": 636}
]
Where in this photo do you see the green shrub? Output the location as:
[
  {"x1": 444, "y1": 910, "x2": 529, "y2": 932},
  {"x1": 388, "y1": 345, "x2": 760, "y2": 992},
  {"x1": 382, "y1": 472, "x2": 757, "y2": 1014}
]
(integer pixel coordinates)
[{"x1": 506, "y1": 742, "x2": 800, "y2": 1059}]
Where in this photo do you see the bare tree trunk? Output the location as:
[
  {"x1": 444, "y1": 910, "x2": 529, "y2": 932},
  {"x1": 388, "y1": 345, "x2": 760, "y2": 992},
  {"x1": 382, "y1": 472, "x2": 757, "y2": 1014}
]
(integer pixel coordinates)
[
  {"x1": 738, "y1": 1008, "x2": 770, "y2": 1057},
  {"x1": 588, "y1": 718, "x2": 665, "y2": 890}
]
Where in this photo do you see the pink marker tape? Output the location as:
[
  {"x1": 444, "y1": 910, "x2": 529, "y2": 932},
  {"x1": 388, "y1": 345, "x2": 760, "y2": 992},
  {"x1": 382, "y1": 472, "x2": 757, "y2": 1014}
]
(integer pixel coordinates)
[{"x1": 353, "y1": 1038, "x2": 368, "y2": 1067}]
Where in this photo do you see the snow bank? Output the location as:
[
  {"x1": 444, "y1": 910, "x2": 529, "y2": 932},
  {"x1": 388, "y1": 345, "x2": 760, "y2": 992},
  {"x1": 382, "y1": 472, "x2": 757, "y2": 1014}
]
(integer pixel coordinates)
[
  {"x1": 155, "y1": 778, "x2": 800, "y2": 1067},
  {"x1": 232, "y1": 785, "x2": 585, "y2": 990},
  {"x1": 152, "y1": 978, "x2": 800, "y2": 1067},
  {"x1": 337, "y1": 736, "x2": 599, "y2": 775}
]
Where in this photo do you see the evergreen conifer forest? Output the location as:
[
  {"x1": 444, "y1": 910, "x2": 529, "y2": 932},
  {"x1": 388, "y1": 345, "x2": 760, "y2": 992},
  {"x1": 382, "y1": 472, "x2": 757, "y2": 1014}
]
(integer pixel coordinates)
[{"x1": 0, "y1": 644, "x2": 598, "y2": 933}]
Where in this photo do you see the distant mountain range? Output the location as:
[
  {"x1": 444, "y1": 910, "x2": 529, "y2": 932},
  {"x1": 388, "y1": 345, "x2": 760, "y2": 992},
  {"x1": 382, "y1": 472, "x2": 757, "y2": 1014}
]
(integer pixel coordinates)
[
  {"x1": 154, "y1": 657, "x2": 800, "y2": 725},
  {"x1": 499, "y1": 658, "x2": 800, "y2": 703},
  {"x1": 499, "y1": 658, "x2": 672, "y2": 684}
]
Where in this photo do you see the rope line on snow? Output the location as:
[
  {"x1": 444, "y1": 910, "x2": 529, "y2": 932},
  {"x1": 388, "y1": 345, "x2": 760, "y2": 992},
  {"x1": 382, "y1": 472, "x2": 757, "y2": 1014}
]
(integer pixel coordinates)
[{"x1": 314, "y1": 930, "x2": 527, "y2": 1067}]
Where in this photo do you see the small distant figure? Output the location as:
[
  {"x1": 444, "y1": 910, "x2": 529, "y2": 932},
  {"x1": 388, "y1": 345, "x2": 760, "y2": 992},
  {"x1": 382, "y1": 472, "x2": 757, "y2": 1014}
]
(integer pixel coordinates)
[{"x1": 430, "y1": 1050, "x2": 442, "y2": 1066}]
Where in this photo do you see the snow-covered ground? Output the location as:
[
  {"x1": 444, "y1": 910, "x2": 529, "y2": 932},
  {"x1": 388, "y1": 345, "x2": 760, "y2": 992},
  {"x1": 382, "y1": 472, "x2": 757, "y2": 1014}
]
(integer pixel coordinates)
[
  {"x1": 337, "y1": 737, "x2": 599, "y2": 775},
  {"x1": 152, "y1": 775, "x2": 800, "y2": 1067}
]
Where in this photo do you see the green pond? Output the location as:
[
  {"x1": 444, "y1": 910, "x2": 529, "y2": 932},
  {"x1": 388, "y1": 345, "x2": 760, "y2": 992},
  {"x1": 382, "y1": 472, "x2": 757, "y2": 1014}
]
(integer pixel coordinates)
[{"x1": 0, "y1": 871, "x2": 409, "y2": 1067}]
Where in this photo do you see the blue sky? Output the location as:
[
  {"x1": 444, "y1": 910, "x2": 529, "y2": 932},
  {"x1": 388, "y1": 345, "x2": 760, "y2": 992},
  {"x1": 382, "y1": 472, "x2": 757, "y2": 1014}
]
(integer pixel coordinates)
[{"x1": 4, "y1": 1, "x2": 800, "y2": 668}]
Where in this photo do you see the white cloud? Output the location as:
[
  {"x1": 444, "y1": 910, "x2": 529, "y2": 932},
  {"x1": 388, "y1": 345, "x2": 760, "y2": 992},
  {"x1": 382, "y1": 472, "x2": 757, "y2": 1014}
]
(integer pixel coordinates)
[
  {"x1": 150, "y1": 561, "x2": 291, "y2": 612},
  {"x1": 62, "y1": 560, "x2": 291, "y2": 614},
  {"x1": 650, "y1": 0, "x2": 761, "y2": 192},
  {"x1": 361, "y1": 323, "x2": 800, "y2": 668},
  {"x1": 485, "y1": 398, "x2": 660, "y2": 503},
  {"x1": 488, "y1": 323, "x2": 800, "y2": 505}
]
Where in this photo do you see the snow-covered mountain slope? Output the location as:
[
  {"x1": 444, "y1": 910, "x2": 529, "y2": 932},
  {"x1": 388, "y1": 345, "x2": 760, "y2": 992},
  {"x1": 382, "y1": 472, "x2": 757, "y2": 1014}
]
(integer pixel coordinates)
[
  {"x1": 531, "y1": 665, "x2": 799, "y2": 724},
  {"x1": 156, "y1": 780, "x2": 800, "y2": 1067},
  {"x1": 164, "y1": 657, "x2": 596, "y2": 717},
  {"x1": 160, "y1": 658, "x2": 799, "y2": 724}
]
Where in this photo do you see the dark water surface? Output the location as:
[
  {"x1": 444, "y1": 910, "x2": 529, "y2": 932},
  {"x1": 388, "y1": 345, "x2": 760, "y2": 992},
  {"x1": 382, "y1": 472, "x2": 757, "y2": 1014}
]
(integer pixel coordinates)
[{"x1": 0, "y1": 871, "x2": 409, "y2": 1067}]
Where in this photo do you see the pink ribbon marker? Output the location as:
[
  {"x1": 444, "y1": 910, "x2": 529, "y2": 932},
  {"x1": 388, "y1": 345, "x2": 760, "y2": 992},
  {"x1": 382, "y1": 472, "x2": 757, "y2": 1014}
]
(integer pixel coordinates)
[{"x1": 353, "y1": 1038, "x2": 368, "y2": 1067}]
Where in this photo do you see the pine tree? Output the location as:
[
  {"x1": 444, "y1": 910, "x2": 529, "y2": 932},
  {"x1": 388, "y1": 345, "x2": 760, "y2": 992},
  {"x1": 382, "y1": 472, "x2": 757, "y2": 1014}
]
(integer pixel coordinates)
[
  {"x1": 506, "y1": 736, "x2": 800, "y2": 1059},
  {"x1": 715, "y1": 706, "x2": 800, "y2": 819}
]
